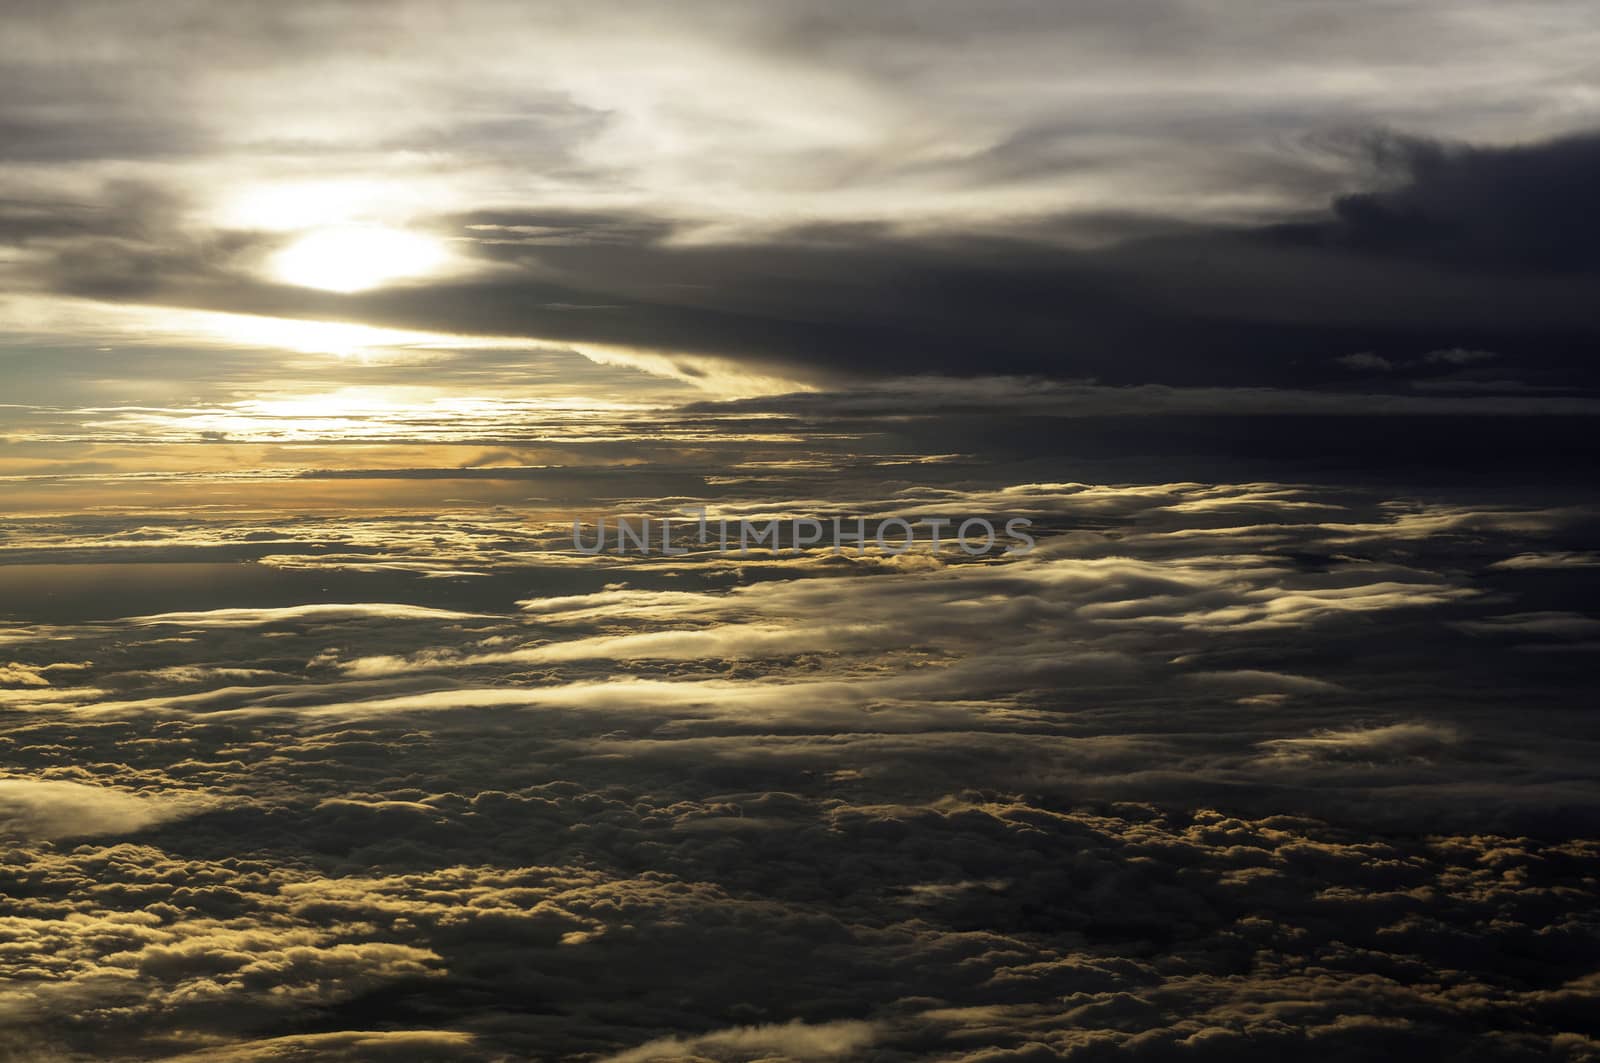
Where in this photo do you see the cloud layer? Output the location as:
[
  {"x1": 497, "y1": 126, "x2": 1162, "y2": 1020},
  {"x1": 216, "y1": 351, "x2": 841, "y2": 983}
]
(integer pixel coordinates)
[{"x1": 1, "y1": 475, "x2": 1597, "y2": 1057}]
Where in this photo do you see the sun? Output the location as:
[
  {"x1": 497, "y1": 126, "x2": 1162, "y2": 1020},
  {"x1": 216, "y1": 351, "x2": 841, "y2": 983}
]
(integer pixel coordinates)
[{"x1": 270, "y1": 225, "x2": 447, "y2": 293}]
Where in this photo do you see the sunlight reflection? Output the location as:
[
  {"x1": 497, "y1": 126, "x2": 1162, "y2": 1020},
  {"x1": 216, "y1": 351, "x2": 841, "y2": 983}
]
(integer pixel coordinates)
[
  {"x1": 81, "y1": 387, "x2": 675, "y2": 444},
  {"x1": 158, "y1": 308, "x2": 503, "y2": 359}
]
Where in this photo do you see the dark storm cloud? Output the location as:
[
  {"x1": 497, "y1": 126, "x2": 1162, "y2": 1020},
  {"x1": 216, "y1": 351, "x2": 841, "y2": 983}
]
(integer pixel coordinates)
[
  {"x1": 1265, "y1": 131, "x2": 1600, "y2": 272},
  {"x1": 410, "y1": 130, "x2": 1600, "y2": 386},
  {"x1": 15, "y1": 131, "x2": 1600, "y2": 390}
]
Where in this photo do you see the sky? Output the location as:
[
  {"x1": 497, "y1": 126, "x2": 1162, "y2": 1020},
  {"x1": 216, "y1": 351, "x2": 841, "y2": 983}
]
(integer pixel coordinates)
[{"x1": 2, "y1": 3, "x2": 1599, "y2": 1061}]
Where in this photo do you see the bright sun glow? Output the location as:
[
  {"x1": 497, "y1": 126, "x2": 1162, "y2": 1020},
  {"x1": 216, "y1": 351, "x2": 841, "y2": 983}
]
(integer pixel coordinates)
[
  {"x1": 220, "y1": 179, "x2": 386, "y2": 231},
  {"x1": 271, "y1": 226, "x2": 448, "y2": 292}
]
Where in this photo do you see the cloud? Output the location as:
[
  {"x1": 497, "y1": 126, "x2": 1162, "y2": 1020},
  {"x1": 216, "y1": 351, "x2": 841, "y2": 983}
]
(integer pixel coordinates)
[
  {"x1": 1488, "y1": 551, "x2": 1600, "y2": 570},
  {"x1": 14, "y1": 130, "x2": 1600, "y2": 393},
  {"x1": 161, "y1": 1031, "x2": 480, "y2": 1063},
  {"x1": 1185, "y1": 669, "x2": 1344, "y2": 695},
  {"x1": 4, "y1": 5, "x2": 1600, "y2": 1058},
  {"x1": 1273, "y1": 132, "x2": 1600, "y2": 274},
  {"x1": 1455, "y1": 611, "x2": 1600, "y2": 639},
  {"x1": 339, "y1": 622, "x2": 889, "y2": 676},
  {"x1": 0, "y1": 778, "x2": 201, "y2": 839},
  {"x1": 123, "y1": 603, "x2": 497, "y2": 628},
  {"x1": 1257, "y1": 722, "x2": 1462, "y2": 763},
  {"x1": 5, "y1": 1, "x2": 1592, "y2": 223},
  {"x1": 0, "y1": 663, "x2": 52, "y2": 687},
  {"x1": 682, "y1": 376, "x2": 1600, "y2": 417},
  {"x1": 1424, "y1": 347, "x2": 1498, "y2": 365},
  {"x1": 1335, "y1": 352, "x2": 1393, "y2": 372},
  {"x1": 2, "y1": 3, "x2": 1600, "y2": 412},
  {"x1": 599, "y1": 1020, "x2": 879, "y2": 1063}
]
